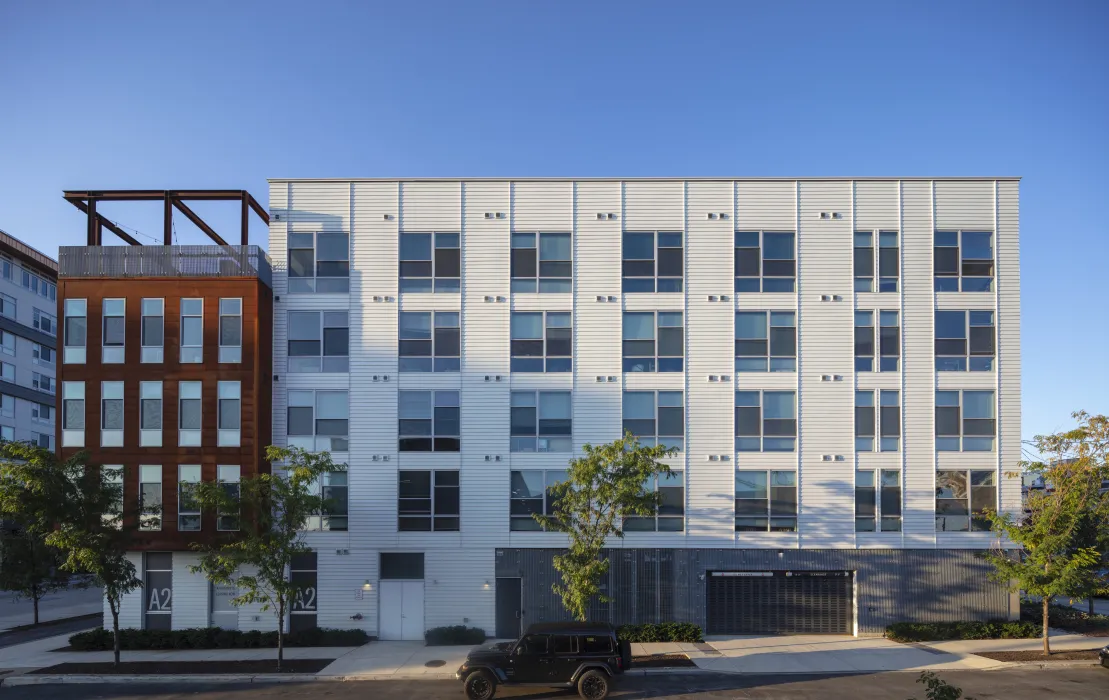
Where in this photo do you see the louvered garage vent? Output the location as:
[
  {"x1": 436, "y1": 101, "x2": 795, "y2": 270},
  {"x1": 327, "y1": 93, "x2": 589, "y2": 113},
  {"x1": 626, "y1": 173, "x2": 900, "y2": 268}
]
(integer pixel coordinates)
[{"x1": 706, "y1": 571, "x2": 854, "y2": 635}]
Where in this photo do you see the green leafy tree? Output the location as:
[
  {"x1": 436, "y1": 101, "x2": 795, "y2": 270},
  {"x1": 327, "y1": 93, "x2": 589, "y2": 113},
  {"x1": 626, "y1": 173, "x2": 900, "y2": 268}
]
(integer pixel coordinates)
[
  {"x1": 190, "y1": 446, "x2": 343, "y2": 671},
  {"x1": 535, "y1": 433, "x2": 675, "y2": 621},
  {"x1": 983, "y1": 412, "x2": 1109, "y2": 654},
  {"x1": 0, "y1": 443, "x2": 78, "y2": 625},
  {"x1": 911, "y1": 671, "x2": 976, "y2": 700}
]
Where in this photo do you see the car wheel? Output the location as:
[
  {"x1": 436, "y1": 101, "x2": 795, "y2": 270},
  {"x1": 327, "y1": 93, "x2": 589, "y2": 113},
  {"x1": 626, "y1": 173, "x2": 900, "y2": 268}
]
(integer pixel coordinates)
[
  {"x1": 464, "y1": 669, "x2": 497, "y2": 700},
  {"x1": 577, "y1": 669, "x2": 609, "y2": 700}
]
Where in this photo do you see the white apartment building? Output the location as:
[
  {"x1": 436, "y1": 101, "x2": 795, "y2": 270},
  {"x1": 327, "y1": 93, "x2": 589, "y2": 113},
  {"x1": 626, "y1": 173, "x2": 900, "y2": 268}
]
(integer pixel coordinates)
[
  {"x1": 99, "y1": 178, "x2": 1020, "y2": 639},
  {"x1": 0, "y1": 229, "x2": 57, "y2": 451}
]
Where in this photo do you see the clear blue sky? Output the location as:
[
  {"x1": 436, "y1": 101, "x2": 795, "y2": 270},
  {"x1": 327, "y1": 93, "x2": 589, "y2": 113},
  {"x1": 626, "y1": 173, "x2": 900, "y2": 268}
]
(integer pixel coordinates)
[{"x1": 1, "y1": 0, "x2": 1106, "y2": 444}]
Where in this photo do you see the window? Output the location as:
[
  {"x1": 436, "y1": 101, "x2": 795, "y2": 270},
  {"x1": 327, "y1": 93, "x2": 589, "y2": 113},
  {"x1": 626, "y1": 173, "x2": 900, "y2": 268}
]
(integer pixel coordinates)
[
  {"x1": 398, "y1": 311, "x2": 459, "y2": 372},
  {"x1": 143, "y1": 552, "x2": 172, "y2": 629},
  {"x1": 217, "y1": 465, "x2": 241, "y2": 531},
  {"x1": 510, "y1": 469, "x2": 566, "y2": 531},
  {"x1": 219, "y1": 299, "x2": 242, "y2": 363},
  {"x1": 935, "y1": 230, "x2": 994, "y2": 292},
  {"x1": 180, "y1": 298, "x2": 203, "y2": 363},
  {"x1": 398, "y1": 390, "x2": 459, "y2": 452},
  {"x1": 551, "y1": 635, "x2": 578, "y2": 655},
  {"x1": 32, "y1": 372, "x2": 53, "y2": 393},
  {"x1": 935, "y1": 310, "x2": 995, "y2": 372},
  {"x1": 855, "y1": 310, "x2": 900, "y2": 372},
  {"x1": 510, "y1": 312, "x2": 571, "y2": 372},
  {"x1": 35, "y1": 432, "x2": 53, "y2": 450},
  {"x1": 1, "y1": 362, "x2": 12, "y2": 382},
  {"x1": 399, "y1": 232, "x2": 459, "y2": 292},
  {"x1": 32, "y1": 403, "x2": 52, "y2": 422},
  {"x1": 289, "y1": 231, "x2": 350, "y2": 293},
  {"x1": 622, "y1": 231, "x2": 683, "y2": 292},
  {"x1": 936, "y1": 390, "x2": 995, "y2": 451},
  {"x1": 735, "y1": 231, "x2": 796, "y2": 292},
  {"x1": 0, "y1": 425, "x2": 11, "y2": 442},
  {"x1": 287, "y1": 390, "x2": 349, "y2": 452},
  {"x1": 62, "y1": 381, "x2": 84, "y2": 447},
  {"x1": 0, "y1": 394, "x2": 12, "y2": 418},
  {"x1": 305, "y1": 472, "x2": 348, "y2": 531},
  {"x1": 510, "y1": 391, "x2": 571, "y2": 452},
  {"x1": 141, "y1": 298, "x2": 164, "y2": 363},
  {"x1": 735, "y1": 391, "x2": 796, "y2": 452},
  {"x1": 32, "y1": 308, "x2": 57, "y2": 336},
  {"x1": 856, "y1": 470, "x2": 902, "y2": 532},
  {"x1": 854, "y1": 231, "x2": 900, "y2": 292},
  {"x1": 623, "y1": 312, "x2": 683, "y2": 372},
  {"x1": 101, "y1": 381, "x2": 123, "y2": 447},
  {"x1": 855, "y1": 390, "x2": 900, "y2": 452},
  {"x1": 735, "y1": 471, "x2": 797, "y2": 532},
  {"x1": 622, "y1": 391, "x2": 684, "y2": 451},
  {"x1": 0, "y1": 293, "x2": 13, "y2": 319},
  {"x1": 0, "y1": 331, "x2": 14, "y2": 356},
  {"x1": 624, "y1": 472, "x2": 684, "y2": 532},
  {"x1": 178, "y1": 465, "x2": 201, "y2": 531},
  {"x1": 139, "y1": 465, "x2": 162, "y2": 531},
  {"x1": 735, "y1": 311, "x2": 796, "y2": 372},
  {"x1": 512, "y1": 232, "x2": 572, "y2": 293},
  {"x1": 217, "y1": 381, "x2": 241, "y2": 447},
  {"x1": 179, "y1": 381, "x2": 202, "y2": 447},
  {"x1": 288, "y1": 311, "x2": 350, "y2": 373},
  {"x1": 936, "y1": 470, "x2": 996, "y2": 532},
  {"x1": 289, "y1": 553, "x2": 318, "y2": 632},
  {"x1": 0, "y1": 257, "x2": 9, "y2": 280},
  {"x1": 21, "y1": 270, "x2": 56, "y2": 300},
  {"x1": 101, "y1": 299, "x2": 125, "y2": 363},
  {"x1": 32, "y1": 343, "x2": 53, "y2": 366},
  {"x1": 140, "y1": 382, "x2": 162, "y2": 448},
  {"x1": 103, "y1": 465, "x2": 123, "y2": 527},
  {"x1": 398, "y1": 470, "x2": 460, "y2": 531}
]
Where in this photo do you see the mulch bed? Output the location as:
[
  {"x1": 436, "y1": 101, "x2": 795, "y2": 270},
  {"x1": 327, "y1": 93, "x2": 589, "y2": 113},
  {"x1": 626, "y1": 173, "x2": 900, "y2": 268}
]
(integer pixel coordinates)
[
  {"x1": 973, "y1": 649, "x2": 1102, "y2": 662},
  {"x1": 632, "y1": 654, "x2": 696, "y2": 668},
  {"x1": 30, "y1": 659, "x2": 334, "y2": 675}
]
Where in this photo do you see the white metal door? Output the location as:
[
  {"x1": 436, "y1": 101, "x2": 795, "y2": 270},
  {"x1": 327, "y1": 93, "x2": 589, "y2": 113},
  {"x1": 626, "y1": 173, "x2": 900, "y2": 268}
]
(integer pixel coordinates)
[
  {"x1": 401, "y1": 581, "x2": 424, "y2": 641},
  {"x1": 379, "y1": 581, "x2": 404, "y2": 640}
]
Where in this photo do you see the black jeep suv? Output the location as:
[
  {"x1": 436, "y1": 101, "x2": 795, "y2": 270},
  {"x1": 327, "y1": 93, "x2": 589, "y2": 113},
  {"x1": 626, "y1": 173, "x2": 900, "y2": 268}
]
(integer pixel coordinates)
[{"x1": 456, "y1": 622, "x2": 630, "y2": 699}]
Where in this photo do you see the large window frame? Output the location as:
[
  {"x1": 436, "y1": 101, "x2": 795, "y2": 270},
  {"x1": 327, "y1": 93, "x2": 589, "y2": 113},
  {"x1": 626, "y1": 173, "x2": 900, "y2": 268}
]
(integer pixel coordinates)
[
  {"x1": 288, "y1": 231, "x2": 351, "y2": 293},
  {"x1": 511, "y1": 311, "x2": 572, "y2": 373},
  {"x1": 398, "y1": 311, "x2": 460, "y2": 373},
  {"x1": 854, "y1": 230, "x2": 900, "y2": 292},
  {"x1": 180, "y1": 298, "x2": 203, "y2": 364},
  {"x1": 855, "y1": 469, "x2": 902, "y2": 532},
  {"x1": 935, "y1": 310, "x2": 995, "y2": 372},
  {"x1": 510, "y1": 391, "x2": 572, "y2": 453},
  {"x1": 287, "y1": 390, "x2": 349, "y2": 452},
  {"x1": 102, "y1": 298, "x2": 125, "y2": 364},
  {"x1": 101, "y1": 381, "x2": 123, "y2": 447},
  {"x1": 622, "y1": 390, "x2": 684, "y2": 451},
  {"x1": 936, "y1": 469, "x2": 997, "y2": 532},
  {"x1": 217, "y1": 381, "x2": 241, "y2": 447},
  {"x1": 735, "y1": 390, "x2": 796, "y2": 452},
  {"x1": 33, "y1": 307, "x2": 56, "y2": 335},
  {"x1": 936, "y1": 390, "x2": 996, "y2": 452},
  {"x1": 288, "y1": 311, "x2": 350, "y2": 373},
  {"x1": 141, "y1": 298, "x2": 164, "y2": 363},
  {"x1": 735, "y1": 311, "x2": 796, "y2": 372},
  {"x1": 510, "y1": 469, "x2": 566, "y2": 531},
  {"x1": 855, "y1": 390, "x2": 901, "y2": 452},
  {"x1": 398, "y1": 390, "x2": 460, "y2": 452},
  {"x1": 398, "y1": 470, "x2": 460, "y2": 532},
  {"x1": 624, "y1": 472, "x2": 685, "y2": 532},
  {"x1": 735, "y1": 470, "x2": 797, "y2": 532},
  {"x1": 855, "y1": 310, "x2": 900, "y2": 372},
  {"x1": 734, "y1": 230, "x2": 796, "y2": 292},
  {"x1": 178, "y1": 465, "x2": 202, "y2": 532},
  {"x1": 622, "y1": 311, "x2": 684, "y2": 373},
  {"x1": 178, "y1": 381, "x2": 202, "y2": 447},
  {"x1": 304, "y1": 471, "x2": 348, "y2": 531},
  {"x1": 399, "y1": 232, "x2": 460, "y2": 293},
  {"x1": 217, "y1": 465, "x2": 241, "y2": 532},
  {"x1": 63, "y1": 299, "x2": 87, "y2": 364},
  {"x1": 61, "y1": 381, "x2": 84, "y2": 447},
  {"x1": 935, "y1": 230, "x2": 994, "y2": 292},
  {"x1": 139, "y1": 465, "x2": 162, "y2": 531},
  {"x1": 622, "y1": 231, "x2": 683, "y2": 293},
  {"x1": 140, "y1": 381, "x2": 162, "y2": 447},
  {"x1": 511, "y1": 232, "x2": 572, "y2": 293},
  {"x1": 218, "y1": 298, "x2": 242, "y2": 363}
]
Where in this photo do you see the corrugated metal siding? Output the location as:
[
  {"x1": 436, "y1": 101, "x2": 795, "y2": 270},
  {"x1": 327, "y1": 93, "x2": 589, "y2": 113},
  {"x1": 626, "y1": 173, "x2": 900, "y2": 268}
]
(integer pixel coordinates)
[
  {"x1": 622, "y1": 181, "x2": 684, "y2": 231},
  {"x1": 736, "y1": 181, "x2": 796, "y2": 230},
  {"x1": 996, "y1": 181, "x2": 1021, "y2": 516},
  {"x1": 798, "y1": 181, "x2": 854, "y2": 547},
  {"x1": 511, "y1": 181, "x2": 573, "y2": 231},
  {"x1": 854, "y1": 180, "x2": 900, "y2": 230},
  {"x1": 934, "y1": 181, "x2": 995, "y2": 229},
  {"x1": 171, "y1": 553, "x2": 208, "y2": 629},
  {"x1": 497, "y1": 548, "x2": 1010, "y2": 635},
  {"x1": 400, "y1": 181, "x2": 462, "y2": 231}
]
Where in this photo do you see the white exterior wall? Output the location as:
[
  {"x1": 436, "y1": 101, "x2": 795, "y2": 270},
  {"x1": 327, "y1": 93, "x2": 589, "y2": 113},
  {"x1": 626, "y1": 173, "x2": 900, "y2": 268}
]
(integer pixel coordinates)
[{"x1": 244, "y1": 178, "x2": 1019, "y2": 638}]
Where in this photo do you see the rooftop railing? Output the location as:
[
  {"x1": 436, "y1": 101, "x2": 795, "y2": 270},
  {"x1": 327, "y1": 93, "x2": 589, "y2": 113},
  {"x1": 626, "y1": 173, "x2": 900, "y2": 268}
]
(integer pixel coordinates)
[{"x1": 59, "y1": 245, "x2": 272, "y2": 287}]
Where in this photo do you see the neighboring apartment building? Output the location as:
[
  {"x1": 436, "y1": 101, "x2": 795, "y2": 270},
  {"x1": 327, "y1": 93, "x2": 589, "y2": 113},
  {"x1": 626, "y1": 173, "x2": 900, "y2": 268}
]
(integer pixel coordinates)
[
  {"x1": 65, "y1": 179, "x2": 1020, "y2": 639},
  {"x1": 0, "y1": 229, "x2": 57, "y2": 451}
]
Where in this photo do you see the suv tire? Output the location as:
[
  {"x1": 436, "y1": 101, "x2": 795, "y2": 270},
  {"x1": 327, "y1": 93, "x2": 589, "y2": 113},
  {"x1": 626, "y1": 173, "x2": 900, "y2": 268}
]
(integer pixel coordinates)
[
  {"x1": 464, "y1": 669, "x2": 497, "y2": 700},
  {"x1": 577, "y1": 669, "x2": 610, "y2": 700}
]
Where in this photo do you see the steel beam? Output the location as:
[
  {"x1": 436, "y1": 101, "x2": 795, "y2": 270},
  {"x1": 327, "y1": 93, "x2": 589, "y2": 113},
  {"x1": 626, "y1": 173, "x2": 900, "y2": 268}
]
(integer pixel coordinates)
[{"x1": 171, "y1": 198, "x2": 229, "y2": 246}]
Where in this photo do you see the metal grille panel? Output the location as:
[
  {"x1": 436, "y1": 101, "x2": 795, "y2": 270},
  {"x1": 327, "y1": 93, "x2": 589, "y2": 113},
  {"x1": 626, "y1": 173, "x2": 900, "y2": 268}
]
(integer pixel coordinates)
[{"x1": 706, "y1": 571, "x2": 853, "y2": 635}]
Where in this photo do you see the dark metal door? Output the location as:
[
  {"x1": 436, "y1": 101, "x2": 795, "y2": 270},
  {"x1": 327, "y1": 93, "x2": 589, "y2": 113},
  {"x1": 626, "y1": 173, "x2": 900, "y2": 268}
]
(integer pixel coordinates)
[
  {"x1": 706, "y1": 571, "x2": 854, "y2": 635},
  {"x1": 495, "y1": 577, "x2": 522, "y2": 639}
]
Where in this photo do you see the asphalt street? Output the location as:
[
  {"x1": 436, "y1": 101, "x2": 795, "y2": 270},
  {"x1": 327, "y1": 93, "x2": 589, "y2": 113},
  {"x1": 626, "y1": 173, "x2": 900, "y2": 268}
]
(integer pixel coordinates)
[{"x1": 2, "y1": 670, "x2": 1107, "y2": 699}]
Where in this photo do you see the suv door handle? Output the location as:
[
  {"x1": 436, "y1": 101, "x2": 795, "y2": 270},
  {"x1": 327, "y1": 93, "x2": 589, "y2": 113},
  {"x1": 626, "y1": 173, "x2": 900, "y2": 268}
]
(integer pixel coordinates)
[{"x1": 539, "y1": 658, "x2": 551, "y2": 664}]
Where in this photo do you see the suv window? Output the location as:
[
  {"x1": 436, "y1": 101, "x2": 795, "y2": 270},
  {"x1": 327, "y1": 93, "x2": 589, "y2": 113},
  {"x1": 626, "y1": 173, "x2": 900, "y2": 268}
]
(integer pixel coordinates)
[
  {"x1": 552, "y1": 635, "x2": 578, "y2": 654},
  {"x1": 581, "y1": 635, "x2": 613, "y2": 653},
  {"x1": 518, "y1": 634, "x2": 549, "y2": 655}
]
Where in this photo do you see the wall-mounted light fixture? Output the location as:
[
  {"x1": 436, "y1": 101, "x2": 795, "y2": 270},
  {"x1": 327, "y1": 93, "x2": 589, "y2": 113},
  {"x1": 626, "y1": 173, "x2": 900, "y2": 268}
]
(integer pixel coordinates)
[{"x1": 362, "y1": 580, "x2": 372, "y2": 591}]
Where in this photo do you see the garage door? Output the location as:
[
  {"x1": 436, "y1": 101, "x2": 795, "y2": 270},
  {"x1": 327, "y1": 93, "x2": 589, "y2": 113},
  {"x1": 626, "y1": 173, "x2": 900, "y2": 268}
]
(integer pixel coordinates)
[{"x1": 706, "y1": 571, "x2": 853, "y2": 635}]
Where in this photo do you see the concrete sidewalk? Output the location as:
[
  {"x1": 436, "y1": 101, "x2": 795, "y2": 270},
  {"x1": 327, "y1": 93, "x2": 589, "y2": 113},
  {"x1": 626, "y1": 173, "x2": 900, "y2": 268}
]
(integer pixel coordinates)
[{"x1": 0, "y1": 587, "x2": 104, "y2": 632}]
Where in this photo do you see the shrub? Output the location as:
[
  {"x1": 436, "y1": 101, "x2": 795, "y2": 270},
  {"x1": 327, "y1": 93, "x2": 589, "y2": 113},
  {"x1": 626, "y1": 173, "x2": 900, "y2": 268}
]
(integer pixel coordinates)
[
  {"x1": 885, "y1": 620, "x2": 1039, "y2": 643},
  {"x1": 68, "y1": 627, "x2": 370, "y2": 651},
  {"x1": 616, "y1": 622, "x2": 703, "y2": 643},
  {"x1": 1019, "y1": 600, "x2": 1109, "y2": 634},
  {"x1": 425, "y1": 625, "x2": 487, "y2": 646}
]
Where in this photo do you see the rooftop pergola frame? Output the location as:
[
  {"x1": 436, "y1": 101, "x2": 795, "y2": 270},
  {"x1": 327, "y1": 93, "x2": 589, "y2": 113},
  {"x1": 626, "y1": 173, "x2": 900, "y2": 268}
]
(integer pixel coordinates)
[{"x1": 63, "y1": 190, "x2": 270, "y2": 246}]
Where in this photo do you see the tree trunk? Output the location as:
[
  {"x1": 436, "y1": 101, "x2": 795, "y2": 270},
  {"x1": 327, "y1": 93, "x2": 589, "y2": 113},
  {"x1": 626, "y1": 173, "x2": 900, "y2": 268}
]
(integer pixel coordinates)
[
  {"x1": 32, "y1": 590, "x2": 40, "y2": 625},
  {"x1": 277, "y1": 601, "x2": 284, "y2": 673},
  {"x1": 112, "y1": 607, "x2": 121, "y2": 666},
  {"x1": 1090, "y1": 598, "x2": 1096, "y2": 616},
  {"x1": 1042, "y1": 596, "x2": 1051, "y2": 655}
]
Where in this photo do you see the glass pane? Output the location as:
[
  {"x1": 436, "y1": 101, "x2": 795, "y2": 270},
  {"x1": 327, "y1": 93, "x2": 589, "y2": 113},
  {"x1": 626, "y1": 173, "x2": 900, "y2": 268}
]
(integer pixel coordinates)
[
  {"x1": 963, "y1": 391, "x2": 994, "y2": 419},
  {"x1": 623, "y1": 313, "x2": 655, "y2": 340},
  {"x1": 511, "y1": 313, "x2": 543, "y2": 339},
  {"x1": 539, "y1": 392, "x2": 571, "y2": 419},
  {"x1": 540, "y1": 233, "x2": 571, "y2": 260},
  {"x1": 400, "y1": 233, "x2": 431, "y2": 260},
  {"x1": 735, "y1": 312, "x2": 767, "y2": 340},
  {"x1": 623, "y1": 232, "x2": 654, "y2": 259},
  {"x1": 623, "y1": 392, "x2": 654, "y2": 418},
  {"x1": 763, "y1": 232, "x2": 793, "y2": 259},
  {"x1": 735, "y1": 472, "x2": 767, "y2": 499},
  {"x1": 935, "y1": 311, "x2": 966, "y2": 338},
  {"x1": 763, "y1": 392, "x2": 794, "y2": 419},
  {"x1": 962, "y1": 231, "x2": 993, "y2": 259}
]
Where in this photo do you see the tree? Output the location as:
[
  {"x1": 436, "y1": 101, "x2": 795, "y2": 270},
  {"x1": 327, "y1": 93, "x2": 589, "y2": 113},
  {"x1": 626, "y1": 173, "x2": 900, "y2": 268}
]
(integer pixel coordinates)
[
  {"x1": 911, "y1": 671, "x2": 976, "y2": 700},
  {"x1": 25, "y1": 447, "x2": 144, "y2": 666},
  {"x1": 0, "y1": 442, "x2": 78, "y2": 626},
  {"x1": 190, "y1": 446, "x2": 343, "y2": 672},
  {"x1": 534, "y1": 433, "x2": 675, "y2": 621},
  {"x1": 983, "y1": 412, "x2": 1109, "y2": 654}
]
